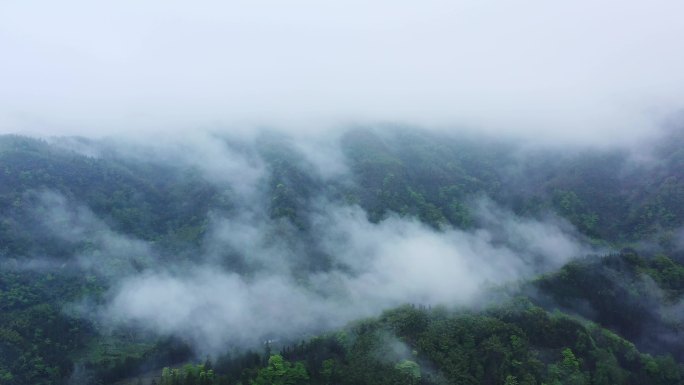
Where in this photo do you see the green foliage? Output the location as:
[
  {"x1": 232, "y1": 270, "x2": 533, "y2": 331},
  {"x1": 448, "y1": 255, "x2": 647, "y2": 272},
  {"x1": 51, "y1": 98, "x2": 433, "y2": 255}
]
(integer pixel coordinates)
[
  {"x1": 340, "y1": 128, "x2": 506, "y2": 228},
  {"x1": 0, "y1": 270, "x2": 98, "y2": 385},
  {"x1": 169, "y1": 302, "x2": 684, "y2": 385},
  {"x1": 258, "y1": 136, "x2": 321, "y2": 230},
  {"x1": 0, "y1": 136, "x2": 226, "y2": 258},
  {"x1": 340, "y1": 128, "x2": 684, "y2": 243},
  {"x1": 545, "y1": 348, "x2": 590, "y2": 385},
  {"x1": 641, "y1": 254, "x2": 684, "y2": 297},
  {"x1": 251, "y1": 355, "x2": 309, "y2": 385},
  {"x1": 552, "y1": 190, "x2": 599, "y2": 236},
  {"x1": 395, "y1": 360, "x2": 421, "y2": 384},
  {"x1": 531, "y1": 251, "x2": 684, "y2": 360},
  {"x1": 3, "y1": 129, "x2": 684, "y2": 384}
]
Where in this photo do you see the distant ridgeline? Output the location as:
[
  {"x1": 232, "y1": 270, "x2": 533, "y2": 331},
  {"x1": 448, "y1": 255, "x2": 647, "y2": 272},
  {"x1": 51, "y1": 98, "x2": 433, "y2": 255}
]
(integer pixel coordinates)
[{"x1": 0, "y1": 128, "x2": 683, "y2": 385}]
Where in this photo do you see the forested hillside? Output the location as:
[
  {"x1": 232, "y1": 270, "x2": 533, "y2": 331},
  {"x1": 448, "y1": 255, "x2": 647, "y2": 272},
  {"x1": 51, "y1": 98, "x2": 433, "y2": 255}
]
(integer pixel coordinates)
[{"x1": 1, "y1": 127, "x2": 684, "y2": 385}]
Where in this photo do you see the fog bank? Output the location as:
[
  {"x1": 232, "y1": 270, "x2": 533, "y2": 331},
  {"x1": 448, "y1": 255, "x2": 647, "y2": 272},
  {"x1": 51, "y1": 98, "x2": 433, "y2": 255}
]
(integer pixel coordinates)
[{"x1": 1, "y1": 0, "x2": 683, "y2": 146}]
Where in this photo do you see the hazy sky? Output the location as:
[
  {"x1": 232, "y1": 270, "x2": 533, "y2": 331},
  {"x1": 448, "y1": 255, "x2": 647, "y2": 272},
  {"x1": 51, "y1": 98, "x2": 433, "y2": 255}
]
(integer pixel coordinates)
[{"x1": 1, "y1": 0, "x2": 683, "y2": 143}]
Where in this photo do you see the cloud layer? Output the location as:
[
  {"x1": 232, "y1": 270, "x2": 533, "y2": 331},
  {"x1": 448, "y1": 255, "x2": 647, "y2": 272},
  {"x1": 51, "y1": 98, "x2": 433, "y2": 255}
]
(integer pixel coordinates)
[
  {"x1": 99, "y1": 200, "x2": 595, "y2": 353},
  {"x1": 1, "y1": 0, "x2": 683, "y2": 144}
]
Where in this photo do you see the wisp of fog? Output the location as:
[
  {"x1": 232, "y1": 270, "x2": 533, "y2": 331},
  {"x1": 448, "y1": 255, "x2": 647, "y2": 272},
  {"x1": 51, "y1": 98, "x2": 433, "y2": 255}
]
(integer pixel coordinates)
[{"x1": 16, "y1": 134, "x2": 601, "y2": 353}]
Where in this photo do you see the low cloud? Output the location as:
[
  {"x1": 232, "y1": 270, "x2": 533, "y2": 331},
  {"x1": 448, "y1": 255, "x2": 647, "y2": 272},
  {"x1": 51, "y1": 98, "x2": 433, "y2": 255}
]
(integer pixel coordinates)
[
  {"x1": 29, "y1": 190, "x2": 154, "y2": 278},
  {"x1": 1, "y1": 1, "x2": 683, "y2": 146},
  {"x1": 100, "y1": 199, "x2": 598, "y2": 353}
]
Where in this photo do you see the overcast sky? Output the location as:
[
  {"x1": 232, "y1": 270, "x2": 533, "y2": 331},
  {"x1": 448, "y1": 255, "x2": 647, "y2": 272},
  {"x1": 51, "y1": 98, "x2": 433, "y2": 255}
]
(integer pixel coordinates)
[{"x1": 1, "y1": 0, "x2": 683, "y2": 143}]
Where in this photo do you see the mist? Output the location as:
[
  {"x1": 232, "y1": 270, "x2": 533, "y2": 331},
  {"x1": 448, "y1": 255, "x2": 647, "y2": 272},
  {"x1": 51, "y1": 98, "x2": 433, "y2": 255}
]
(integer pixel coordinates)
[
  {"x1": 2, "y1": 2, "x2": 684, "y2": 383},
  {"x1": 19, "y1": 129, "x2": 602, "y2": 354},
  {"x1": 4, "y1": 126, "x2": 603, "y2": 353},
  {"x1": 1, "y1": 0, "x2": 683, "y2": 146},
  {"x1": 99, "y1": 200, "x2": 595, "y2": 353}
]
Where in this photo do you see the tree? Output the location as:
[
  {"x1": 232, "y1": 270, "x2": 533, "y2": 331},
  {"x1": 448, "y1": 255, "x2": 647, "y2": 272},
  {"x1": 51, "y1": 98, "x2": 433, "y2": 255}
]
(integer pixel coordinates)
[
  {"x1": 546, "y1": 348, "x2": 589, "y2": 385},
  {"x1": 251, "y1": 355, "x2": 308, "y2": 385},
  {"x1": 395, "y1": 360, "x2": 421, "y2": 385},
  {"x1": 504, "y1": 375, "x2": 518, "y2": 385}
]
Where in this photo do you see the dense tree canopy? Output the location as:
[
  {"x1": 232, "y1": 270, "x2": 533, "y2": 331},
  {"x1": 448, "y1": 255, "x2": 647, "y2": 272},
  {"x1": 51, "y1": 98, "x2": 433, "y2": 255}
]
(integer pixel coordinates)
[{"x1": 1, "y1": 128, "x2": 684, "y2": 384}]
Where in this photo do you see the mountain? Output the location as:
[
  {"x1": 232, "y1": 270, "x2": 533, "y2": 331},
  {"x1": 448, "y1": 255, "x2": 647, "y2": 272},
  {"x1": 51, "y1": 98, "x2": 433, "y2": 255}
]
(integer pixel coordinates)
[{"x1": 1, "y1": 127, "x2": 683, "y2": 385}]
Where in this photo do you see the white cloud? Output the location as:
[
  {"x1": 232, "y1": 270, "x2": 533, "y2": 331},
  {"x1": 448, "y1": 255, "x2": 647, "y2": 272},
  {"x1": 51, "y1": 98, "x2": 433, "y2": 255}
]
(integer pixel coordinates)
[
  {"x1": 102, "y1": 201, "x2": 598, "y2": 352},
  {"x1": 1, "y1": 0, "x2": 682, "y2": 144}
]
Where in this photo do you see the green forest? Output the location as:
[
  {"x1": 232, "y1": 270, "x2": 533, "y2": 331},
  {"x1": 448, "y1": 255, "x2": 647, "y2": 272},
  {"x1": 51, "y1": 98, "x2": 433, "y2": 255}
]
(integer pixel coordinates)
[{"x1": 1, "y1": 127, "x2": 684, "y2": 385}]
